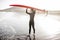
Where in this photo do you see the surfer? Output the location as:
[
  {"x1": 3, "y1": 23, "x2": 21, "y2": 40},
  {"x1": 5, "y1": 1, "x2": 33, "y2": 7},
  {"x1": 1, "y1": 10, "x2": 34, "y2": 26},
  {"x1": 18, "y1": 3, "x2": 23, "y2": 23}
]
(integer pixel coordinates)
[{"x1": 26, "y1": 8, "x2": 36, "y2": 35}]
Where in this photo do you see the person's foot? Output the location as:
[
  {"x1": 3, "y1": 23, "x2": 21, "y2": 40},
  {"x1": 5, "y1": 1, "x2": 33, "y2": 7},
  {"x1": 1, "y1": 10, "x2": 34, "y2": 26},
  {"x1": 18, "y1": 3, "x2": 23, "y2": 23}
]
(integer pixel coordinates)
[{"x1": 33, "y1": 33, "x2": 35, "y2": 36}]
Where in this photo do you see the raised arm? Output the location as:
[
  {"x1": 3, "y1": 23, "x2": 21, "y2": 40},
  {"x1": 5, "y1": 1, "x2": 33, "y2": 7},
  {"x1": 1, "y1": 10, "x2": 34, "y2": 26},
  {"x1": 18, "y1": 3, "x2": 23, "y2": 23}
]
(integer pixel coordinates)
[{"x1": 26, "y1": 8, "x2": 30, "y2": 15}]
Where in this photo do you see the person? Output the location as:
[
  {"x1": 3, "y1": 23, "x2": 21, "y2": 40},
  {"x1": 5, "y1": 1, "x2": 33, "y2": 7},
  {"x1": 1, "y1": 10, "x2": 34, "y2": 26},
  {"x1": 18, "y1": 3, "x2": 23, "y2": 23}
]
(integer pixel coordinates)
[{"x1": 26, "y1": 8, "x2": 36, "y2": 35}]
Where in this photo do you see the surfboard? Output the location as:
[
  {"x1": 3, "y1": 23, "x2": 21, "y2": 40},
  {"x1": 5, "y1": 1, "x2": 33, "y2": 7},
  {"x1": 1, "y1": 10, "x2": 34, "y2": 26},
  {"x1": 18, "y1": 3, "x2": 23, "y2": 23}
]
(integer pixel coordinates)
[{"x1": 10, "y1": 4, "x2": 48, "y2": 13}]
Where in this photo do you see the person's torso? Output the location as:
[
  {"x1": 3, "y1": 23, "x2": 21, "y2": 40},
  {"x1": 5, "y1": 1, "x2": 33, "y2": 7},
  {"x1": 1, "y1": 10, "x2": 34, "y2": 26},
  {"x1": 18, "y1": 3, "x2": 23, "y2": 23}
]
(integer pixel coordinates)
[{"x1": 29, "y1": 13, "x2": 35, "y2": 22}]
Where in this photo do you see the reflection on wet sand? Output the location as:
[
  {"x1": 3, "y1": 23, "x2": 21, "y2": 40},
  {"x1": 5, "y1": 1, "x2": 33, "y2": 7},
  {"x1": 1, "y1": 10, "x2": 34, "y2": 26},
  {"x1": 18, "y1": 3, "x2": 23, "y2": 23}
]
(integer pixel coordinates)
[
  {"x1": 25, "y1": 34, "x2": 35, "y2": 40},
  {"x1": 1, "y1": 33, "x2": 60, "y2": 40}
]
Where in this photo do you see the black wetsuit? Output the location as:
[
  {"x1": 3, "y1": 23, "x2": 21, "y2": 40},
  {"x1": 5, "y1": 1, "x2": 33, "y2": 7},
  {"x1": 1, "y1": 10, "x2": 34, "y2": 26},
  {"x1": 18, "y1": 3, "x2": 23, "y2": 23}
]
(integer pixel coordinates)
[{"x1": 26, "y1": 9, "x2": 35, "y2": 34}]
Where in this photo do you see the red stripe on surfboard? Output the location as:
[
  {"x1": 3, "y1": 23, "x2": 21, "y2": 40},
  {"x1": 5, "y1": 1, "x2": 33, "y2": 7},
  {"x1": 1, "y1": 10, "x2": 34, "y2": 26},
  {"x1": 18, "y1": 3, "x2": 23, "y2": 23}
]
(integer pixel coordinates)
[{"x1": 10, "y1": 4, "x2": 47, "y2": 12}]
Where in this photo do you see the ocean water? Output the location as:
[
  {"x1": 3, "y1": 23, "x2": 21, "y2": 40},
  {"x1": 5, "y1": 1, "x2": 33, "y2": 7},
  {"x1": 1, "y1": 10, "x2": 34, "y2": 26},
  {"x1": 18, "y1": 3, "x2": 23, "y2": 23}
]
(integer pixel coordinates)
[{"x1": 0, "y1": 12, "x2": 60, "y2": 40}]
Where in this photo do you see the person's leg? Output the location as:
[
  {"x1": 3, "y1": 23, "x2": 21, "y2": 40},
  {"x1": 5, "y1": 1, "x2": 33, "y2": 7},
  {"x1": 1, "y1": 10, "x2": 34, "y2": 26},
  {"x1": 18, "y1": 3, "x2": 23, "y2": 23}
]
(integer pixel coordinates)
[
  {"x1": 29, "y1": 21, "x2": 31, "y2": 34},
  {"x1": 32, "y1": 21, "x2": 35, "y2": 34}
]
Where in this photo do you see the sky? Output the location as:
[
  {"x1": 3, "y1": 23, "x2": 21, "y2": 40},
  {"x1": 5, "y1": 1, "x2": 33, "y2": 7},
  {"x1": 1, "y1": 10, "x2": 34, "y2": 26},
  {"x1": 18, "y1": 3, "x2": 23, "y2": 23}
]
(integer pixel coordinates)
[{"x1": 0, "y1": 0, "x2": 60, "y2": 10}]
